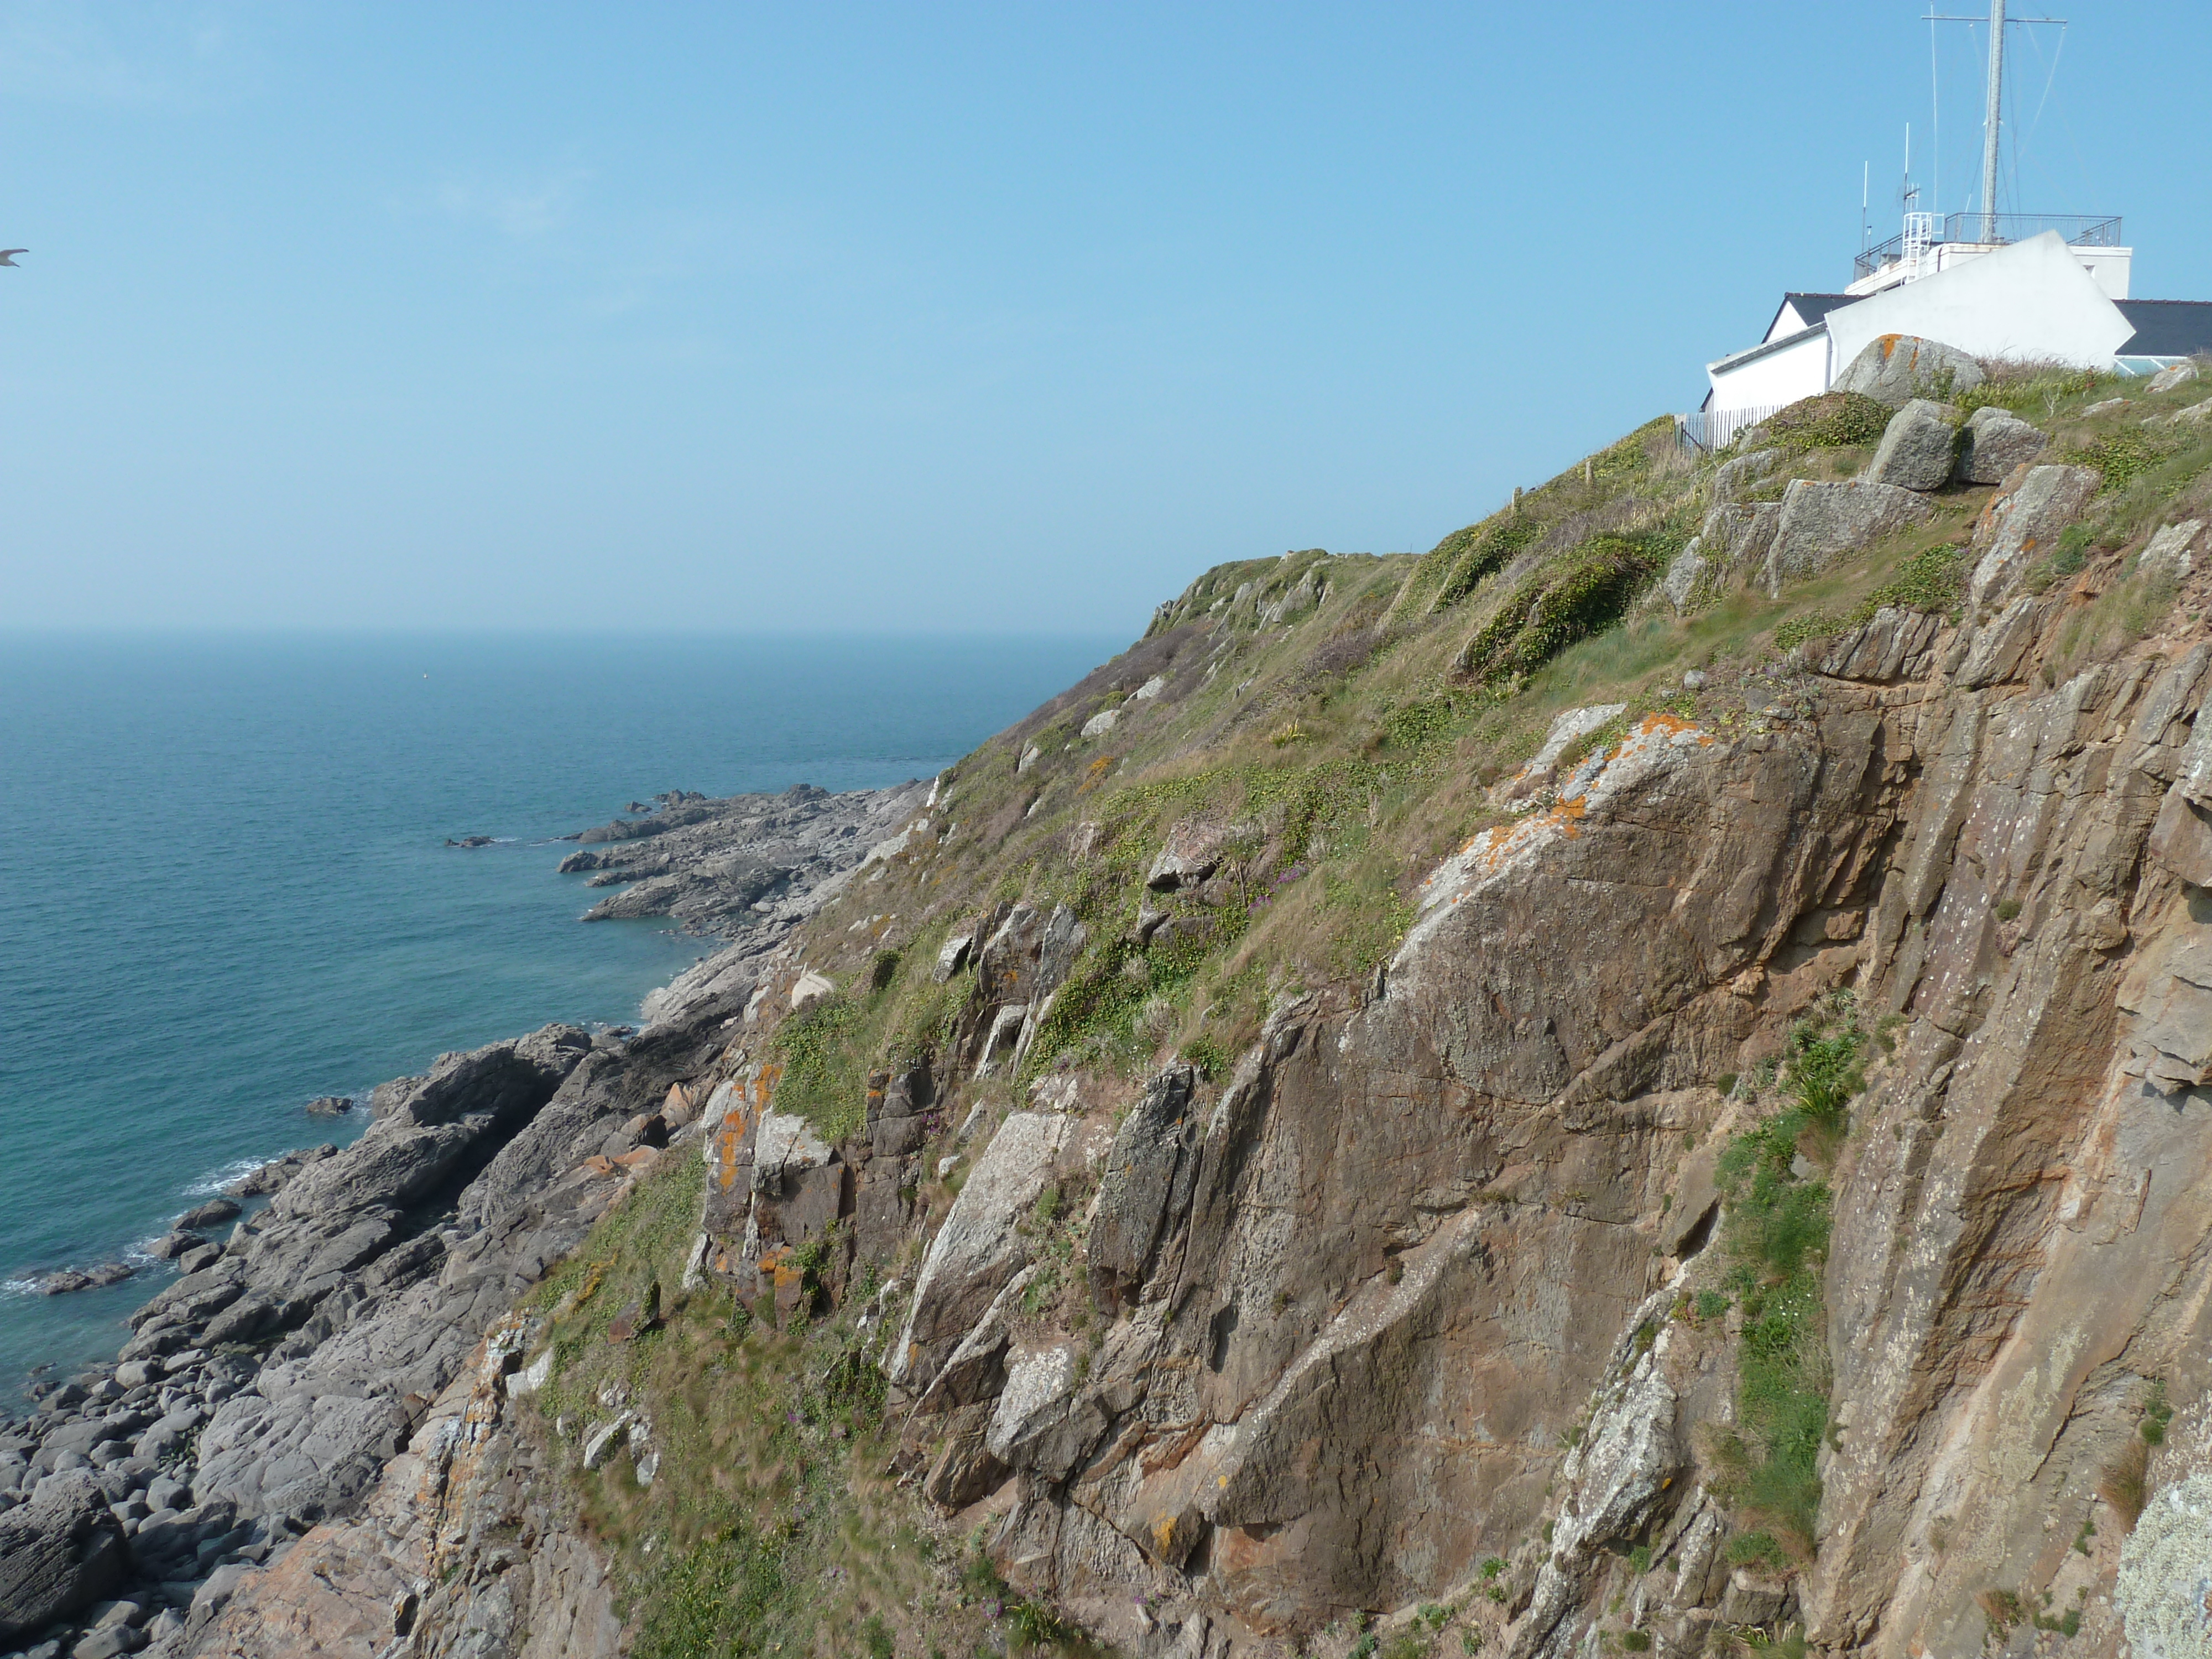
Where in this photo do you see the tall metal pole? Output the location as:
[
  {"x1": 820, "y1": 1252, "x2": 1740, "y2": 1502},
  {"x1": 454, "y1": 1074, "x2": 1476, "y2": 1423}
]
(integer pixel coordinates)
[{"x1": 1980, "y1": 0, "x2": 2006, "y2": 241}]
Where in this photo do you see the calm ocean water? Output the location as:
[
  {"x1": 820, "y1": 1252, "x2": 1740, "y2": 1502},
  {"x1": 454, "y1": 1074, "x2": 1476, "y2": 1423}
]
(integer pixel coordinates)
[{"x1": 0, "y1": 632, "x2": 1120, "y2": 1394}]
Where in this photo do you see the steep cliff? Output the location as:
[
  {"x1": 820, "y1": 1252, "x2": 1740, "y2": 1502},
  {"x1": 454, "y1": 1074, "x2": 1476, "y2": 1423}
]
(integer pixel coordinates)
[{"x1": 18, "y1": 357, "x2": 2212, "y2": 1659}]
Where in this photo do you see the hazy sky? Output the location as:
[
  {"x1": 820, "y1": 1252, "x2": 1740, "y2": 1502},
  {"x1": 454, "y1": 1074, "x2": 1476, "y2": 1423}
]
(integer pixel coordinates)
[{"x1": 4, "y1": 2, "x2": 2205, "y2": 635}]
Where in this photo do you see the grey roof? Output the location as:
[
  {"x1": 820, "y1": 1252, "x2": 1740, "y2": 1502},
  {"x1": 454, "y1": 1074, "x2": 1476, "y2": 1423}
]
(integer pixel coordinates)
[
  {"x1": 1767, "y1": 292, "x2": 1856, "y2": 340},
  {"x1": 2116, "y1": 299, "x2": 2212, "y2": 358}
]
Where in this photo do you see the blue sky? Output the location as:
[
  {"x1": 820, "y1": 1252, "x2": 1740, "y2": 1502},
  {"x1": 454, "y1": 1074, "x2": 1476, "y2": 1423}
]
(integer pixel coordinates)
[{"x1": 4, "y1": 2, "x2": 2205, "y2": 634}]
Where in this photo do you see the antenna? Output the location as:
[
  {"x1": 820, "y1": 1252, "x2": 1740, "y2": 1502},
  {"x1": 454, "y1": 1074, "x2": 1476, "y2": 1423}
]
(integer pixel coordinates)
[
  {"x1": 1862, "y1": 160, "x2": 1871, "y2": 251},
  {"x1": 1929, "y1": 9, "x2": 1941, "y2": 215},
  {"x1": 1981, "y1": 0, "x2": 2006, "y2": 238},
  {"x1": 1924, "y1": 6, "x2": 2065, "y2": 240}
]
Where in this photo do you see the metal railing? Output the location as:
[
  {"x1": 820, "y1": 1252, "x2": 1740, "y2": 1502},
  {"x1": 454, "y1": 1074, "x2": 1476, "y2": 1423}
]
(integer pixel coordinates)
[
  {"x1": 1676, "y1": 405, "x2": 1785, "y2": 453},
  {"x1": 1854, "y1": 213, "x2": 2123, "y2": 281}
]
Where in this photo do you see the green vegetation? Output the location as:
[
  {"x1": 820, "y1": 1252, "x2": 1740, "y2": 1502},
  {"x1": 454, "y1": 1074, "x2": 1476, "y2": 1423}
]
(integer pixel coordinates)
[
  {"x1": 2072, "y1": 429, "x2": 2180, "y2": 497},
  {"x1": 1764, "y1": 391, "x2": 1888, "y2": 452},
  {"x1": 544, "y1": 358, "x2": 2212, "y2": 1655},
  {"x1": 1956, "y1": 363, "x2": 2104, "y2": 419},
  {"x1": 1429, "y1": 517, "x2": 1541, "y2": 613},
  {"x1": 1708, "y1": 998, "x2": 1864, "y2": 1558},
  {"x1": 1724, "y1": 1531, "x2": 1789, "y2": 1573},
  {"x1": 1861, "y1": 542, "x2": 1968, "y2": 618},
  {"x1": 2141, "y1": 1378, "x2": 2174, "y2": 1443},
  {"x1": 1771, "y1": 543, "x2": 1971, "y2": 651},
  {"x1": 769, "y1": 995, "x2": 868, "y2": 1139},
  {"x1": 517, "y1": 1152, "x2": 1080, "y2": 1659},
  {"x1": 2041, "y1": 555, "x2": 2184, "y2": 684},
  {"x1": 1456, "y1": 532, "x2": 1678, "y2": 686}
]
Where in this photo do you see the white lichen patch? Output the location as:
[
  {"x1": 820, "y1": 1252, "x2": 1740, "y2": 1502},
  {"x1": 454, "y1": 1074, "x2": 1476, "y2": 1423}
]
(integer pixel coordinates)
[{"x1": 2117, "y1": 1473, "x2": 2212, "y2": 1659}]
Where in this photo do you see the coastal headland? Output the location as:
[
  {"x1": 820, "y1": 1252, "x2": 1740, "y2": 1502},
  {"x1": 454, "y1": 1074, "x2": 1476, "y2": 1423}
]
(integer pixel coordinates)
[{"x1": 11, "y1": 356, "x2": 2212, "y2": 1658}]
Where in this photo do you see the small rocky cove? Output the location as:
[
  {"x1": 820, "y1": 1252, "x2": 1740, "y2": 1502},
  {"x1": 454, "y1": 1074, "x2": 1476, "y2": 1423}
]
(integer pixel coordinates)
[{"x1": 11, "y1": 346, "x2": 2212, "y2": 1659}]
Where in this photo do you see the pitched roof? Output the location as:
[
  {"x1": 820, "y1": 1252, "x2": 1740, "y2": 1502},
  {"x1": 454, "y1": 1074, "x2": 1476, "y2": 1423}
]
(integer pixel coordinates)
[
  {"x1": 1766, "y1": 292, "x2": 1856, "y2": 341},
  {"x1": 2116, "y1": 299, "x2": 2212, "y2": 358}
]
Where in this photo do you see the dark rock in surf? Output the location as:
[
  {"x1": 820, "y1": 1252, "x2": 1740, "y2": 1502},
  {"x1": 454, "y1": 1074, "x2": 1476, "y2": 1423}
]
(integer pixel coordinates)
[{"x1": 176, "y1": 1200, "x2": 241, "y2": 1232}]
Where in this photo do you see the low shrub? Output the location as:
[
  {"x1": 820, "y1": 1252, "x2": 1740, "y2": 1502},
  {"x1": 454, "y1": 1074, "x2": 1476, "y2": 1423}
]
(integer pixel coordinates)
[
  {"x1": 1861, "y1": 542, "x2": 1968, "y2": 618},
  {"x1": 770, "y1": 995, "x2": 868, "y2": 1139},
  {"x1": 2100, "y1": 1436, "x2": 2148, "y2": 1528},
  {"x1": 1455, "y1": 535, "x2": 1666, "y2": 686},
  {"x1": 1432, "y1": 517, "x2": 1541, "y2": 612},
  {"x1": 2072, "y1": 430, "x2": 2179, "y2": 496},
  {"x1": 1765, "y1": 392, "x2": 1888, "y2": 451},
  {"x1": 1724, "y1": 1531, "x2": 1788, "y2": 1572}
]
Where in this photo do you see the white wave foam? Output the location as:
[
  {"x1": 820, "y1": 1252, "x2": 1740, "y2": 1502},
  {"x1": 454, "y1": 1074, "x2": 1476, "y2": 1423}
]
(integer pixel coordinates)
[{"x1": 181, "y1": 1156, "x2": 267, "y2": 1199}]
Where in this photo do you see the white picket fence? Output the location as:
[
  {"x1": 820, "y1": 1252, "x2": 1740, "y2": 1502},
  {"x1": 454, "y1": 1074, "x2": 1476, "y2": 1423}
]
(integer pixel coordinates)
[{"x1": 1675, "y1": 404, "x2": 1785, "y2": 453}]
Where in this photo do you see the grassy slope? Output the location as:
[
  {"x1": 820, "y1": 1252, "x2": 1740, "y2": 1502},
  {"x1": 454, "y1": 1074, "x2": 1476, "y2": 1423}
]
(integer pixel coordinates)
[{"x1": 520, "y1": 361, "x2": 2212, "y2": 1657}]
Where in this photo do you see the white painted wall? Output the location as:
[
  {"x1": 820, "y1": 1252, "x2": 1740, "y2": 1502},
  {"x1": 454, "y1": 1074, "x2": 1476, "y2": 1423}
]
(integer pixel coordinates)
[
  {"x1": 1767, "y1": 299, "x2": 1822, "y2": 341},
  {"x1": 1707, "y1": 327, "x2": 1832, "y2": 414},
  {"x1": 1827, "y1": 232, "x2": 2133, "y2": 374},
  {"x1": 1847, "y1": 241, "x2": 2132, "y2": 301}
]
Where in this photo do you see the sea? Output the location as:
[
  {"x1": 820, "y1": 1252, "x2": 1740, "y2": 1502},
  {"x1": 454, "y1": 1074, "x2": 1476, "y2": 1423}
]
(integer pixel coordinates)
[{"x1": 0, "y1": 632, "x2": 1121, "y2": 1398}]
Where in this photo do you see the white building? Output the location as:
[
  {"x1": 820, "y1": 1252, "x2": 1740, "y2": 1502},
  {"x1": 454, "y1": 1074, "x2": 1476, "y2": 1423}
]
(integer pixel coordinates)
[
  {"x1": 1693, "y1": 225, "x2": 2212, "y2": 447},
  {"x1": 1846, "y1": 211, "x2": 2132, "y2": 300},
  {"x1": 1689, "y1": 10, "x2": 2211, "y2": 447}
]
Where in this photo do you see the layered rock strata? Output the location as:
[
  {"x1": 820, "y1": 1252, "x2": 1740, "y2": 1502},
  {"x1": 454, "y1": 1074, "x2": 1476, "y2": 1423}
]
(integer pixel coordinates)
[{"x1": 12, "y1": 452, "x2": 2212, "y2": 1659}]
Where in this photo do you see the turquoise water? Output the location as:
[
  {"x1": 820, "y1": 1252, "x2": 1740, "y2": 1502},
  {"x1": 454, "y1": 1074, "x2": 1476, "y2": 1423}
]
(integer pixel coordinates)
[{"x1": 0, "y1": 632, "x2": 1119, "y2": 1392}]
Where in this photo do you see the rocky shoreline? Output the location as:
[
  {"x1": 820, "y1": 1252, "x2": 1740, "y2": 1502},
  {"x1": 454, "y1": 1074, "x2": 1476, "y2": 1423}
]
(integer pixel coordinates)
[{"x1": 0, "y1": 779, "x2": 932, "y2": 1659}]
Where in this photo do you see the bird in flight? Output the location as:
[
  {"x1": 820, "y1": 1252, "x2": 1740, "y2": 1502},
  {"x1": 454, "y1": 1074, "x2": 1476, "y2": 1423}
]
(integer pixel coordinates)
[{"x1": 0, "y1": 251, "x2": 24, "y2": 265}]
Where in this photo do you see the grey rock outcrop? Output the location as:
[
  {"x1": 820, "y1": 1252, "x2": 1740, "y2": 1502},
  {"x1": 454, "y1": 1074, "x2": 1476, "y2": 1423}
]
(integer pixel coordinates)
[
  {"x1": 572, "y1": 780, "x2": 935, "y2": 1027},
  {"x1": 1146, "y1": 817, "x2": 1238, "y2": 891},
  {"x1": 0, "y1": 1472, "x2": 129, "y2": 1642},
  {"x1": 1865, "y1": 398, "x2": 1960, "y2": 491},
  {"x1": 1964, "y1": 462, "x2": 2103, "y2": 608},
  {"x1": 1710, "y1": 446, "x2": 1780, "y2": 504},
  {"x1": 1834, "y1": 334, "x2": 1985, "y2": 406},
  {"x1": 1657, "y1": 500, "x2": 1782, "y2": 614},
  {"x1": 1761, "y1": 479, "x2": 1934, "y2": 595},
  {"x1": 886, "y1": 1112, "x2": 1078, "y2": 1391},
  {"x1": 0, "y1": 998, "x2": 745, "y2": 1656},
  {"x1": 1953, "y1": 404, "x2": 2048, "y2": 484},
  {"x1": 566, "y1": 780, "x2": 929, "y2": 937}
]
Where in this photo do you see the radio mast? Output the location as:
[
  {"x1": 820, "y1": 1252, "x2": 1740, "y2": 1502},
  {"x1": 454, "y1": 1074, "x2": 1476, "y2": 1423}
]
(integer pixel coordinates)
[{"x1": 1980, "y1": 0, "x2": 2007, "y2": 241}]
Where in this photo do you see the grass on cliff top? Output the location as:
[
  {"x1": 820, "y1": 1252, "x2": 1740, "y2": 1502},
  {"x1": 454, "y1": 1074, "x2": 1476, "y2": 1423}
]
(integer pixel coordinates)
[
  {"x1": 771, "y1": 409, "x2": 2008, "y2": 1115},
  {"x1": 762, "y1": 358, "x2": 2212, "y2": 1230},
  {"x1": 514, "y1": 1151, "x2": 1102, "y2": 1658}
]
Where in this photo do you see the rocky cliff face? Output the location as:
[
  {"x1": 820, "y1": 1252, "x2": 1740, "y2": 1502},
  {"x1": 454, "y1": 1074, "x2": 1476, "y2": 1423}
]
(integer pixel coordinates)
[{"x1": 11, "y1": 362, "x2": 2212, "y2": 1659}]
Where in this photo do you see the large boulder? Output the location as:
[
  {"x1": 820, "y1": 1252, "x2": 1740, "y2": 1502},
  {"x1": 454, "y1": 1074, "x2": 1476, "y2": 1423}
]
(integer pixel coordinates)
[
  {"x1": 1761, "y1": 480, "x2": 1934, "y2": 595},
  {"x1": 1964, "y1": 463, "x2": 2103, "y2": 608},
  {"x1": 1865, "y1": 399, "x2": 1960, "y2": 491},
  {"x1": 1656, "y1": 498, "x2": 1788, "y2": 617},
  {"x1": 0, "y1": 1471, "x2": 131, "y2": 1642},
  {"x1": 1954, "y1": 405, "x2": 2049, "y2": 484},
  {"x1": 1835, "y1": 335, "x2": 1986, "y2": 406}
]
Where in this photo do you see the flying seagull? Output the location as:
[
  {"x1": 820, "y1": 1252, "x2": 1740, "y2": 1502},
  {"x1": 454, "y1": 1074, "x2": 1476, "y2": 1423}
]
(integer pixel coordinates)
[{"x1": 0, "y1": 251, "x2": 24, "y2": 266}]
